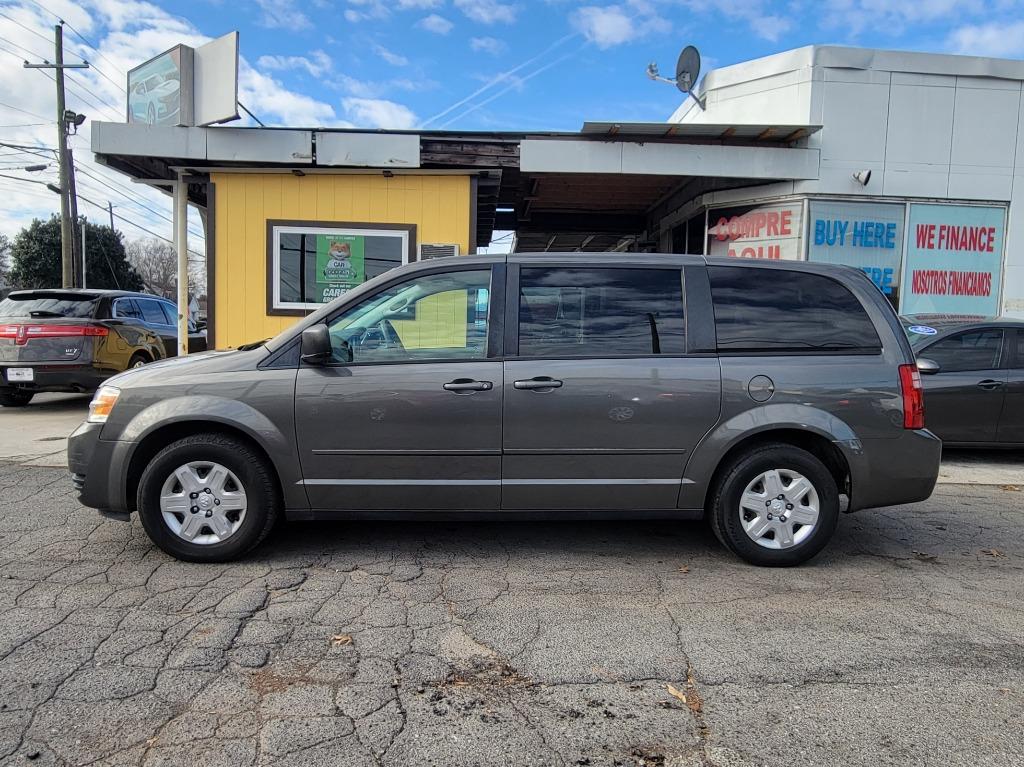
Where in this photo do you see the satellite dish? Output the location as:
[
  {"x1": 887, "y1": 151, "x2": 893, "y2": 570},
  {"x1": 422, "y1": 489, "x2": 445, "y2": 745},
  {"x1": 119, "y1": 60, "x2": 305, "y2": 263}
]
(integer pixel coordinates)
[{"x1": 675, "y1": 45, "x2": 701, "y2": 94}]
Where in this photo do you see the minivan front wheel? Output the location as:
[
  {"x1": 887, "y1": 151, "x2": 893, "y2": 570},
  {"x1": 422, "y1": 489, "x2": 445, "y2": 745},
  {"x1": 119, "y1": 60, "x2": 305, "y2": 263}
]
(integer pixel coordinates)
[
  {"x1": 137, "y1": 433, "x2": 280, "y2": 562},
  {"x1": 709, "y1": 443, "x2": 839, "y2": 567}
]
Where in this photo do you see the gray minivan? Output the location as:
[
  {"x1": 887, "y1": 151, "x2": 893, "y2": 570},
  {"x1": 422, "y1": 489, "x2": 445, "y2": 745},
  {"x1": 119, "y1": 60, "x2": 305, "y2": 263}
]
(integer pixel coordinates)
[{"x1": 68, "y1": 254, "x2": 941, "y2": 566}]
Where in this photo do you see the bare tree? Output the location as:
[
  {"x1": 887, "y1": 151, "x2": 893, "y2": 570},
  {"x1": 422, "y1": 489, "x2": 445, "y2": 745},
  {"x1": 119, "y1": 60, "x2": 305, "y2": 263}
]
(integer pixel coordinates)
[
  {"x1": 126, "y1": 238, "x2": 204, "y2": 298},
  {"x1": 0, "y1": 233, "x2": 11, "y2": 287}
]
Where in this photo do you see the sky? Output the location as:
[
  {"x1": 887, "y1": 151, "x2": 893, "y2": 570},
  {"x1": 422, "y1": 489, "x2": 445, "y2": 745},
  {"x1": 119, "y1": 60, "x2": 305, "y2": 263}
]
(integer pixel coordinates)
[{"x1": 0, "y1": 0, "x2": 1023, "y2": 256}]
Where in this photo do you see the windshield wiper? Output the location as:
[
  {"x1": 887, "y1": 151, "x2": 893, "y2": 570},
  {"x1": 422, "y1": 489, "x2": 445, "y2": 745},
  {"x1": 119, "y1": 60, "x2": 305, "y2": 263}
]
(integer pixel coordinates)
[{"x1": 236, "y1": 339, "x2": 270, "y2": 351}]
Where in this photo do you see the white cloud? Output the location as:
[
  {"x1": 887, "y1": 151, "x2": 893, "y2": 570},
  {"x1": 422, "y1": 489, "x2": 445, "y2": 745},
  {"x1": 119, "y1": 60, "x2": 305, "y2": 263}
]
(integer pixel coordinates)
[
  {"x1": 571, "y1": 5, "x2": 635, "y2": 47},
  {"x1": 814, "y1": 0, "x2": 982, "y2": 35},
  {"x1": 344, "y1": 0, "x2": 391, "y2": 21},
  {"x1": 257, "y1": 51, "x2": 332, "y2": 77},
  {"x1": 254, "y1": 0, "x2": 311, "y2": 30},
  {"x1": 470, "y1": 36, "x2": 507, "y2": 55},
  {"x1": 418, "y1": 13, "x2": 454, "y2": 33},
  {"x1": 454, "y1": 0, "x2": 518, "y2": 24},
  {"x1": 374, "y1": 44, "x2": 409, "y2": 67},
  {"x1": 948, "y1": 20, "x2": 1024, "y2": 57},
  {"x1": 396, "y1": 0, "x2": 442, "y2": 7},
  {"x1": 342, "y1": 97, "x2": 418, "y2": 128}
]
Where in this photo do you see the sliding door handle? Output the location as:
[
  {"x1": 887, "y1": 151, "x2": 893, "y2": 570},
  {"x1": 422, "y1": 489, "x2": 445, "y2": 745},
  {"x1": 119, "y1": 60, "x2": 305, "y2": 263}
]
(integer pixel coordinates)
[
  {"x1": 513, "y1": 377, "x2": 563, "y2": 391},
  {"x1": 443, "y1": 379, "x2": 493, "y2": 393}
]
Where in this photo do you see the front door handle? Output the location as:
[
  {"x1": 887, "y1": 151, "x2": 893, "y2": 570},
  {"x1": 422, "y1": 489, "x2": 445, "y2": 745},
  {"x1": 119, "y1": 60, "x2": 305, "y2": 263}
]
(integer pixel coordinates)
[
  {"x1": 977, "y1": 379, "x2": 1005, "y2": 390},
  {"x1": 513, "y1": 376, "x2": 563, "y2": 391},
  {"x1": 443, "y1": 378, "x2": 493, "y2": 393}
]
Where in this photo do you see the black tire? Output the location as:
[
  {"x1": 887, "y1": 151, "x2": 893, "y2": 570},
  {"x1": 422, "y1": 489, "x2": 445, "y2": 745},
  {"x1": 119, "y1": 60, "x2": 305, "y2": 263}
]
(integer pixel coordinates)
[
  {"x1": 708, "y1": 443, "x2": 839, "y2": 567},
  {"x1": 128, "y1": 352, "x2": 149, "y2": 369},
  {"x1": 136, "y1": 433, "x2": 281, "y2": 562},
  {"x1": 0, "y1": 388, "x2": 34, "y2": 407}
]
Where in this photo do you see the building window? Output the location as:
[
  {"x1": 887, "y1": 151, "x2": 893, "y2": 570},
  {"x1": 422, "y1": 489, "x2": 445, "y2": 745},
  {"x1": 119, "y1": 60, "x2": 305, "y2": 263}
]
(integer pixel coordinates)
[
  {"x1": 807, "y1": 200, "x2": 906, "y2": 309},
  {"x1": 268, "y1": 221, "x2": 416, "y2": 314}
]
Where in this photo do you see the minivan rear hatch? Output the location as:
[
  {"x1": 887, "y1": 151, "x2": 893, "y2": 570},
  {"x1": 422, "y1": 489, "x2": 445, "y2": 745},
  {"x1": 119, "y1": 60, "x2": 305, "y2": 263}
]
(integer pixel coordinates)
[{"x1": 0, "y1": 291, "x2": 101, "y2": 363}]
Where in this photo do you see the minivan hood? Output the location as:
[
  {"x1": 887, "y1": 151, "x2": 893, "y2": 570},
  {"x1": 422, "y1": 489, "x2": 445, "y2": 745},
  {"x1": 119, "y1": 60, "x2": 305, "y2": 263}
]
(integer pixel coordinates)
[{"x1": 105, "y1": 346, "x2": 266, "y2": 389}]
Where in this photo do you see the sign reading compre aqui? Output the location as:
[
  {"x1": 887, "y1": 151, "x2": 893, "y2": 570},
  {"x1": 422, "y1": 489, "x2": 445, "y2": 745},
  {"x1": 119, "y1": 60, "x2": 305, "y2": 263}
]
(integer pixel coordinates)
[
  {"x1": 808, "y1": 200, "x2": 905, "y2": 304},
  {"x1": 315, "y1": 234, "x2": 365, "y2": 303},
  {"x1": 902, "y1": 204, "x2": 1005, "y2": 316},
  {"x1": 707, "y1": 202, "x2": 803, "y2": 260}
]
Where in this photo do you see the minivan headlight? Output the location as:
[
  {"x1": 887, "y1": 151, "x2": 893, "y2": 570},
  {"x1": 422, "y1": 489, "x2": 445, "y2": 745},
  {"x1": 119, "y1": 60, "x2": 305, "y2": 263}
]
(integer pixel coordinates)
[{"x1": 87, "y1": 385, "x2": 121, "y2": 424}]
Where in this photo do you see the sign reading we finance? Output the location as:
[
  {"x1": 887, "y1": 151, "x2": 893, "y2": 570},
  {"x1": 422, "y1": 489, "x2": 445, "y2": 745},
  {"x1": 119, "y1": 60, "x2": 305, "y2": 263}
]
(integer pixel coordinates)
[{"x1": 902, "y1": 204, "x2": 1005, "y2": 316}]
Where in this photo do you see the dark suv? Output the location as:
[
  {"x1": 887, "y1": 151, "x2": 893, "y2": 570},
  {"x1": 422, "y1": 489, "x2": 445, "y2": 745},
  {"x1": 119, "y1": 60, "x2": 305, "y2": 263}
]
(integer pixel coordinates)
[
  {"x1": 0, "y1": 289, "x2": 206, "y2": 406},
  {"x1": 68, "y1": 254, "x2": 941, "y2": 566}
]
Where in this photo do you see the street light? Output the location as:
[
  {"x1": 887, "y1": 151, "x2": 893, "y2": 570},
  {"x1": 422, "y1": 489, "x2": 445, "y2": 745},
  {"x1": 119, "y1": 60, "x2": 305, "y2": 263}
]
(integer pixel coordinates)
[{"x1": 63, "y1": 109, "x2": 86, "y2": 135}]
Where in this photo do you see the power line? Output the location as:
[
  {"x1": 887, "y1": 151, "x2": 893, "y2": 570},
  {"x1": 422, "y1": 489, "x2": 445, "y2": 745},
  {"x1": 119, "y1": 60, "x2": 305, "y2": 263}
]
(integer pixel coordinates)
[
  {"x1": 24, "y1": 0, "x2": 126, "y2": 79},
  {"x1": 66, "y1": 70, "x2": 122, "y2": 116},
  {"x1": 0, "y1": 102, "x2": 51, "y2": 122},
  {"x1": 0, "y1": 9, "x2": 60, "y2": 50},
  {"x1": 0, "y1": 30, "x2": 49, "y2": 61}
]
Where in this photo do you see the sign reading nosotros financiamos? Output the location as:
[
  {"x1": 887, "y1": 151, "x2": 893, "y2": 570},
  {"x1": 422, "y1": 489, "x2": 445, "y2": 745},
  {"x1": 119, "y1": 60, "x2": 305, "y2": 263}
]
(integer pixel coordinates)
[
  {"x1": 808, "y1": 200, "x2": 905, "y2": 303},
  {"x1": 902, "y1": 204, "x2": 1005, "y2": 316},
  {"x1": 707, "y1": 202, "x2": 803, "y2": 260},
  {"x1": 315, "y1": 234, "x2": 366, "y2": 303}
]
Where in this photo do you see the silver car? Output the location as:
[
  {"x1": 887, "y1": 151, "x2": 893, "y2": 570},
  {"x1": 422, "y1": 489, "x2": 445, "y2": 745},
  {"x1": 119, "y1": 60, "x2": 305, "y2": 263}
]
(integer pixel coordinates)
[{"x1": 68, "y1": 254, "x2": 941, "y2": 566}]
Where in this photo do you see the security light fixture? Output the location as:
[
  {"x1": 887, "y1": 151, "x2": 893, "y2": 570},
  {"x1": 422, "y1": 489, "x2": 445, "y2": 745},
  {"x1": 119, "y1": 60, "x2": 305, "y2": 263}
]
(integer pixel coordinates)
[
  {"x1": 63, "y1": 110, "x2": 86, "y2": 134},
  {"x1": 853, "y1": 169, "x2": 872, "y2": 186}
]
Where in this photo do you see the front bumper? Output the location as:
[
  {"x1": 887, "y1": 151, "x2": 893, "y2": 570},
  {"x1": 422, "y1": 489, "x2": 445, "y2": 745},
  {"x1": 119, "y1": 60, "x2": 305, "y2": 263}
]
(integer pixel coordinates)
[
  {"x1": 1, "y1": 363, "x2": 111, "y2": 393},
  {"x1": 847, "y1": 429, "x2": 942, "y2": 512},
  {"x1": 68, "y1": 421, "x2": 131, "y2": 519}
]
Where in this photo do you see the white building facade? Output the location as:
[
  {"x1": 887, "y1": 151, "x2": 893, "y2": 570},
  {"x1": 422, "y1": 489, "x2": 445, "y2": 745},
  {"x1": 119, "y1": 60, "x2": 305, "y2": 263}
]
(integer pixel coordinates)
[{"x1": 660, "y1": 45, "x2": 1024, "y2": 318}]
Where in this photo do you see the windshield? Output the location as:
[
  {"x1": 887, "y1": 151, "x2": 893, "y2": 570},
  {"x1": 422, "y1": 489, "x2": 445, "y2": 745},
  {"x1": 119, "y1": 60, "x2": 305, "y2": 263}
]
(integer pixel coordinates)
[{"x1": 0, "y1": 294, "x2": 98, "y2": 319}]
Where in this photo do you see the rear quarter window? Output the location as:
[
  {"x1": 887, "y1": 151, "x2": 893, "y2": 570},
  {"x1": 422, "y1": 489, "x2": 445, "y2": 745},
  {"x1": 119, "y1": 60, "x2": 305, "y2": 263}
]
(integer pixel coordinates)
[{"x1": 708, "y1": 266, "x2": 881, "y2": 353}]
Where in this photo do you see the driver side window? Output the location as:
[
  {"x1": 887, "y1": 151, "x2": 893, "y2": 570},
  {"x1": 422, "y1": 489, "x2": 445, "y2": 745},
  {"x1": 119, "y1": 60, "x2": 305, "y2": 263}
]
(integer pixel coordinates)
[{"x1": 325, "y1": 269, "x2": 491, "y2": 364}]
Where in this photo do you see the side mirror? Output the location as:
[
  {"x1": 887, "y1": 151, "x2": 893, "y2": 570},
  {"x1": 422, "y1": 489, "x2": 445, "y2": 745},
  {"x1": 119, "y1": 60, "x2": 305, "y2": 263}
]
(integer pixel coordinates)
[
  {"x1": 916, "y1": 357, "x2": 940, "y2": 375},
  {"x1": 300, "y1": 325, "x2": 334, "y2": 365}
]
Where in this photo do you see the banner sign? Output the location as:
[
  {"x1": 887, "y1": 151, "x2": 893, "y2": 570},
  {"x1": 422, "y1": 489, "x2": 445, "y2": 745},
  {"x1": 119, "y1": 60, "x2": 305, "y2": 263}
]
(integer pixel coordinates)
[
  {"x1": 315, "y1": 234, "x2": 365, "y2": 303},
  {"x1": 808, "y1": 200, "x2": 905, "y2": 298},
  {"x1": 127, "y1": 46, "x2": 193, "y2": 127},
  {"x1": 707, "y1": 202, "x2": 802, "y2": 260},
  {"x1": 902, "y1": 204, "x2": 1005, "y2": 316}
]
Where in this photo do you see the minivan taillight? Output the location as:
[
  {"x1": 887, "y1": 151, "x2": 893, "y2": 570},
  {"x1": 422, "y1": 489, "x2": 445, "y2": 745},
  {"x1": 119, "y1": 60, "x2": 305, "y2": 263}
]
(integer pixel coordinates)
[{"x1": 898, "y1": 363, "x2": 925, "y2": 430}]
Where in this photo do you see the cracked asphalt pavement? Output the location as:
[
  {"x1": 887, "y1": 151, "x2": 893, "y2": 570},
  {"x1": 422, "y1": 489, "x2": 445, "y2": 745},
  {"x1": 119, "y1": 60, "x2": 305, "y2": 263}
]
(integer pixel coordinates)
[{"x1": 0, "y1": 462, "x2": 1022, "y2": 767}]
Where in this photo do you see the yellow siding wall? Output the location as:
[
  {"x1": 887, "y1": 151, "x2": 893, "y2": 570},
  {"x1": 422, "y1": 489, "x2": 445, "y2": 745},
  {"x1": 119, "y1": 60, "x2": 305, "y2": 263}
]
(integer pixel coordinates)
[{"x1": 211, "y1": 172, "x2": 472, "y2": 348}]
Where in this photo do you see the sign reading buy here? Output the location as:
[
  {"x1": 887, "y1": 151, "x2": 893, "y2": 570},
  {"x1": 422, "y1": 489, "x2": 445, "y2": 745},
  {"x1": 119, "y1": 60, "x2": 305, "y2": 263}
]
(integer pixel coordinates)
[{"x1": 902, "y1": 204, "x2": 1005, "y2": 316}]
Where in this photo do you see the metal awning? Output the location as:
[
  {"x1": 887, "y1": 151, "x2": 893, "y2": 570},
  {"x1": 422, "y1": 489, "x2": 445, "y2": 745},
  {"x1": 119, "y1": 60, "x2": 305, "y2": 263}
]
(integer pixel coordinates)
[{"x1": 580, "y1": 121, "x2": 822, "y2": 143}]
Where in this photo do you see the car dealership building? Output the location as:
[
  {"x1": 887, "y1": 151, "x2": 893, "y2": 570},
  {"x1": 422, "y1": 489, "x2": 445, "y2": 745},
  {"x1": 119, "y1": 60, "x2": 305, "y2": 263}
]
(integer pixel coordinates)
[{"x1": 92, "y1": 44, "x2": 1024, "y2": 349}]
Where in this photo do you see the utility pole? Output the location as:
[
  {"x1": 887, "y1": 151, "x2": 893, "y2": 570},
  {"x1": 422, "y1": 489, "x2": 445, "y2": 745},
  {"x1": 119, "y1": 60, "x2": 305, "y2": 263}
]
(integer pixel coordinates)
[
  {"x1": 67, "y1": 146, "x2": 82, "y2": 286},
  {"x1": 107, "y1": 201, "x2": 115, "y2": 230},
  {"x1": 23, "y1": 24, "x2": 88, "y2": 289}
]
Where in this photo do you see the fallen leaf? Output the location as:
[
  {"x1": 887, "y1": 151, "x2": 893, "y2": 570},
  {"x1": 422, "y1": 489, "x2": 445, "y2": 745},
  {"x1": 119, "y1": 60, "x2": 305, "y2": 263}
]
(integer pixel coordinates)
[
  {"x1": 999, "y1": 485, "x2": 1021, "y2": 492},
  {"x1": 685, "y1": 667, "x2": 704, "y2": 714},
  {"x1": 330, "y1": 634, "x2": 353, "y2": 646},
  {"x1": 980, "y1": 549, "x2": 1006, "y2": 558},
  {"x1": 666, "y1": 683, "x2": 687, "y2": 704},
  {"x1": 677, "y1": 565, "x2": 690, "y2": 574},
  {"x1": 912, "y1": 550, "x2": 937, "y2": 562}
]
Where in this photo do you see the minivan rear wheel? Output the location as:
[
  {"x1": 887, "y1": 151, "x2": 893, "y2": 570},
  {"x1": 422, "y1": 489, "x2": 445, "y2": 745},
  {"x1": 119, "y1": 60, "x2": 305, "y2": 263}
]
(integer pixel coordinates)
[
  {"x1": 709, "y1": 443, "x2": 839, "y2": 567},
  {"x1": 137, "y1": 433, "x2": 280, "y2": 562}
]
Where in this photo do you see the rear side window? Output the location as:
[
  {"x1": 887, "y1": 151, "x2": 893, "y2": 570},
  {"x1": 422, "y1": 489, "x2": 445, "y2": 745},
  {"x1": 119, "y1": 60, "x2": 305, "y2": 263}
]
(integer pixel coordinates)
[
  {"x1": 518, "y1": 267, "x2": 685, "y2": 357},
  {"x1": 0, "y1": 294, "x2": 97, "y2": 319},
  {"x1": 137, "y1": 299, "x2": 168, "y2": 324},
  {"x1": 113, "y1": 298, "x2": 142, "y2": 320},
  {"x1": 709, "y1": 266, "x2": 880, "y2": 353},
  {"x1": 923, "y1": 329, "x2": 1003, "y2": 373}
]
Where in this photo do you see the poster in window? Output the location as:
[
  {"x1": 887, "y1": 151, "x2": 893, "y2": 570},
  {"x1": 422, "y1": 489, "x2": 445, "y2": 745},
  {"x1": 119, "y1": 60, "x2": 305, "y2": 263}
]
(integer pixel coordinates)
[
  {"x1": 902, "y1": 204, "x2": 1005, "y2": 316},
  {"x1": 807, "y1": 200, "x2": 905, "y2": 306},
  {"x1": 315, "y1": 234, "x2": 365, "y2": 302},
  {"x1": 707, "y1": 202, "x2": 802, "y2": 260}
]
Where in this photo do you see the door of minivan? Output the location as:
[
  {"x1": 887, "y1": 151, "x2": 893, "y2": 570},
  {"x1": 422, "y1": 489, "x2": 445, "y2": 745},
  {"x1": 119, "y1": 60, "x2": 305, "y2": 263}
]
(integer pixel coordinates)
[
  {"x1": 294, "y1": 265, "x2": 503, "y2": 511},
  {"x1": 501, "y1": 262, "x2": 721, "y2": 510}
]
